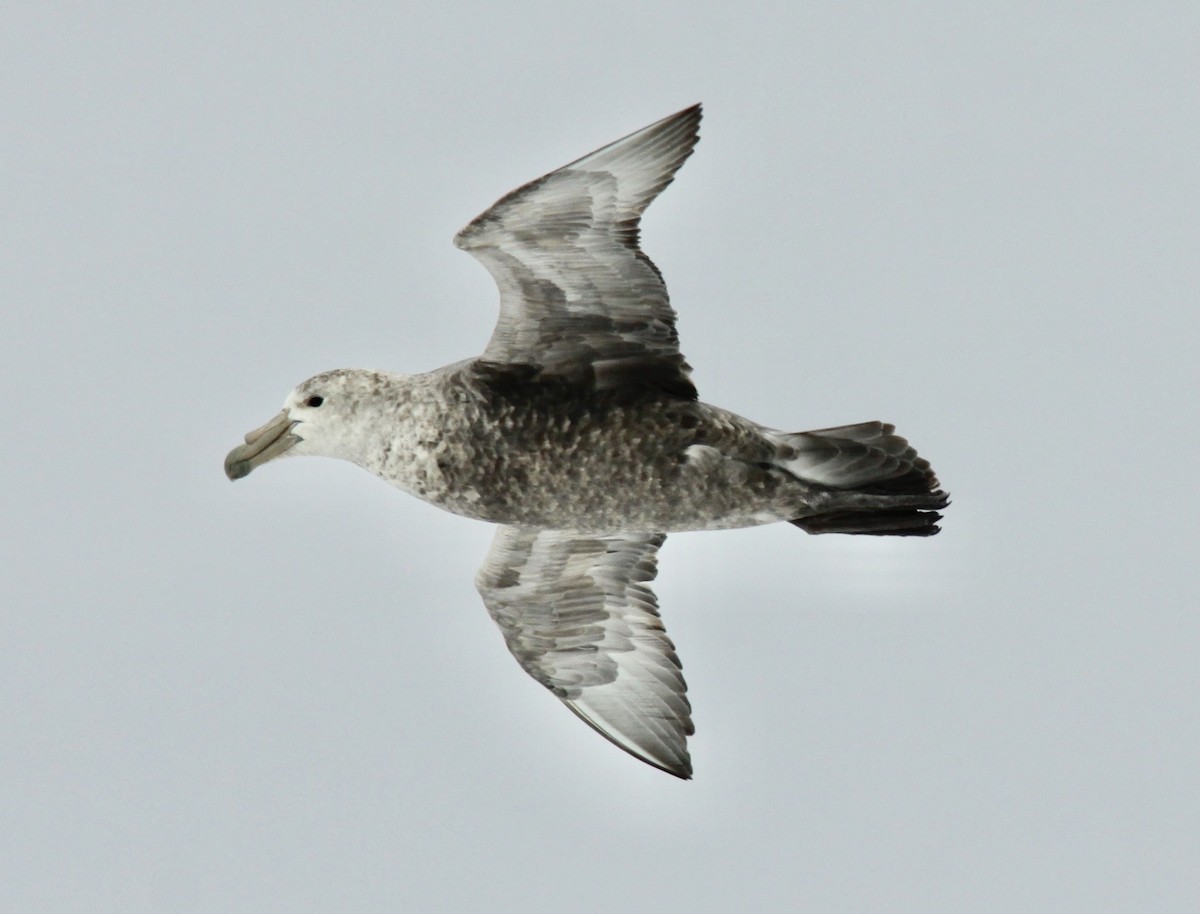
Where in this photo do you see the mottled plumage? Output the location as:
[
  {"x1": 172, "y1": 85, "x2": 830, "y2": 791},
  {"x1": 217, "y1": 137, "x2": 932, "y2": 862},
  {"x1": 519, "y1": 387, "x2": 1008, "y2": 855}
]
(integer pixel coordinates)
[{"x1": 225, "y1": 105, "x2": 947, "y2": 778}]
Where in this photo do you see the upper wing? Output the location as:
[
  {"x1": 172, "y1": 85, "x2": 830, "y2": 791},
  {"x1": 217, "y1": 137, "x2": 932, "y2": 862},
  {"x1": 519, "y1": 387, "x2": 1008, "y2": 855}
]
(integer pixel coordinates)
[
  {"x1": 475, "y1": 526, "x2": 693, "y2": 778},
  {"x1": 455, "y1": 105, "x2": 702, "y2": 400}
]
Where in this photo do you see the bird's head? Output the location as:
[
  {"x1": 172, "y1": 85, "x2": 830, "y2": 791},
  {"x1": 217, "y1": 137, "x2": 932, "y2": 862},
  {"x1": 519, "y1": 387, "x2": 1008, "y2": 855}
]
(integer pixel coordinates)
[{"x1": 224, "y1": 369, "x2": 382, "y2": 480}]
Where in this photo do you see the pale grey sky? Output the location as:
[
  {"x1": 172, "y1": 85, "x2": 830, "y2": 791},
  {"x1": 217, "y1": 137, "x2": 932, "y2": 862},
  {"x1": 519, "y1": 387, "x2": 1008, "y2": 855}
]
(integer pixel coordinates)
[{"x1": 2, "y1": 3, "x2": 1197, "y2": 912}]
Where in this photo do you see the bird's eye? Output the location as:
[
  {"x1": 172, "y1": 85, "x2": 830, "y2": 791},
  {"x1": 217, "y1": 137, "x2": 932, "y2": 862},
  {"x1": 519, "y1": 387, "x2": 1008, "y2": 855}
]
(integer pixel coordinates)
[{"x1": 305, "y1": 395, "x2": 325, "y2": 408}]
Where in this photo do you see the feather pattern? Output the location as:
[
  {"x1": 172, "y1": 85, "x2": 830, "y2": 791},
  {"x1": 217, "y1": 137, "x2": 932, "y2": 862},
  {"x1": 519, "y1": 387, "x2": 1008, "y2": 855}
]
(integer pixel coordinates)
[
  {"x1": 773, "y1": 421, "x2": 941, "y2": 492},
  {"x1": 455, "y1": 105, "x2": 702, "y2": 399},
  {"x1": 475, "y1": 526, "x2": 693, "y2": 779}
]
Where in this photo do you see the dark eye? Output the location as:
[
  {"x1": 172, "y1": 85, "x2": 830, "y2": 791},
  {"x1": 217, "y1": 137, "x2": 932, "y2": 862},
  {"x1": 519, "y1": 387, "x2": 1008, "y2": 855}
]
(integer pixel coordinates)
[{"x1": 305, "y1": 395, "x2": 324, "y2": 408}]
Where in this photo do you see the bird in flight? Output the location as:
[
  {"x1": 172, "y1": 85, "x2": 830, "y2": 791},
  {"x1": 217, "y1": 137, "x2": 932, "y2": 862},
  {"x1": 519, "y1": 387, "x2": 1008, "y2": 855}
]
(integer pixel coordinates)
[{"x1": 225, "y1": 105, "x2": 947, "y2": 779}]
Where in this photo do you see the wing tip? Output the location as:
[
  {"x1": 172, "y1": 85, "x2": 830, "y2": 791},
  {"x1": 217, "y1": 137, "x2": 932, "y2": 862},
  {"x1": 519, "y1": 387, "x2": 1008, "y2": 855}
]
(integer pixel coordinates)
[
  {"x1": 564, "y1": 698, "x2": 694, "y2": 780},
  {"x1": 453, "y1": 103, "x2": 705, "y2": 251}
]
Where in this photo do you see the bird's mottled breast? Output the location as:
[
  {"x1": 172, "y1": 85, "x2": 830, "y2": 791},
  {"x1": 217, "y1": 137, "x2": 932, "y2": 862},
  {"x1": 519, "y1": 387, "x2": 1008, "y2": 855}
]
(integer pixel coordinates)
[
  {"x1": 400, "y1": 362, "x2": 693, "y2": 524},
  {"x1": 362, "y1": 360, "x2": 788, "y2": 530},
  {"x1": 450, "y1": 363, "x2": 700, "y2": 524}
]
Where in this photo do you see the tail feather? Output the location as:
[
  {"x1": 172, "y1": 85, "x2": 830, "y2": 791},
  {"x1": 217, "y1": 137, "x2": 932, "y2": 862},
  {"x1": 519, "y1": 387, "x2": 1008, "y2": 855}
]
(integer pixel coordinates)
[
  {"x1": 775, "y1": 420, "x2": 948, "y2": 537},
  {"x1": 791, "y1": 506, "x2": 945, "y2": 537},
  {"x1": 773, "y1": 421, "x2": 940, "y2": 492}
]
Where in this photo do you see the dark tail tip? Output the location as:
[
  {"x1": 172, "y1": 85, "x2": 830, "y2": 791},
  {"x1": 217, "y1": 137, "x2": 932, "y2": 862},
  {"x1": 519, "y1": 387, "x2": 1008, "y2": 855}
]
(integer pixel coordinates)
[{"x1": 791, "y1": 507, "x2": 944, "y2": 537}]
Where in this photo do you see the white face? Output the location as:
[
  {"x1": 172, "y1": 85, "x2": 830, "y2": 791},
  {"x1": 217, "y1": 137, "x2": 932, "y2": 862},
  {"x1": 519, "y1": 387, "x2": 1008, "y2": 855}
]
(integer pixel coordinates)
[
  {"x1": 225, "y1": 368, "x2": 387, "y2": 479},
  {"x1": 279, "y1": 377, "x2": 340, "y2": 459}
]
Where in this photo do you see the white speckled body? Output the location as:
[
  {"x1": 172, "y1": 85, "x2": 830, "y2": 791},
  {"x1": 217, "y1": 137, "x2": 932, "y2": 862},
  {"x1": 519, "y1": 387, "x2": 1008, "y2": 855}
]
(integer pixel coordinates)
[{"x1": 290, "y1": 361, "x2": 831, "y2": 534}]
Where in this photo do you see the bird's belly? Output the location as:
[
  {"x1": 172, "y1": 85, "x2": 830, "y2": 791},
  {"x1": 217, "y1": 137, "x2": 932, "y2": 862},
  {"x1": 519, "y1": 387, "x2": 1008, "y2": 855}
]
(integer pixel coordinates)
[
  {"x1": 367, "y1": 384, "x2": 804, "y2": 532},
  {"x1": 424, "y1": 428, "x2": 794, "y2": 533}
]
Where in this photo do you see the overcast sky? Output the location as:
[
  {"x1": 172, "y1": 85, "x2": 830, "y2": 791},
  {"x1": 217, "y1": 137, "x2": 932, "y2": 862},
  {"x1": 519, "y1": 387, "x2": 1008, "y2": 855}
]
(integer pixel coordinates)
[{"x1": 3, "y1": 3, "x2": 1197, "y2": 912}]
